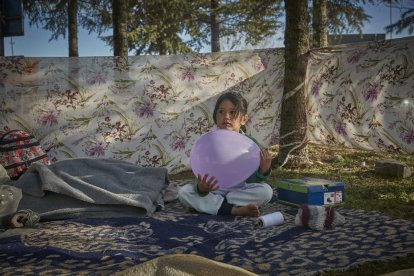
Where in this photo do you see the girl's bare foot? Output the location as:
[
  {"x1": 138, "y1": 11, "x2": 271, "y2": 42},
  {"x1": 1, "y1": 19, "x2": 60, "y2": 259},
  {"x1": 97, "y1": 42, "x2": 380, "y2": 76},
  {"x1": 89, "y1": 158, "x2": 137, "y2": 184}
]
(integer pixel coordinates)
[{"x1": 231, "y1": 204, "x2": 260, "y2": 217}]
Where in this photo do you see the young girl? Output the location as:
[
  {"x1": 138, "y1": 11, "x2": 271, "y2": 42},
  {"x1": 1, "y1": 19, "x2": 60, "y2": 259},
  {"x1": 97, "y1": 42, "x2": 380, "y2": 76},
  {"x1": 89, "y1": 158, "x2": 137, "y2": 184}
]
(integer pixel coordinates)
[{"x1": 178, "y1": 92, "x2": 273, "y2": 217}]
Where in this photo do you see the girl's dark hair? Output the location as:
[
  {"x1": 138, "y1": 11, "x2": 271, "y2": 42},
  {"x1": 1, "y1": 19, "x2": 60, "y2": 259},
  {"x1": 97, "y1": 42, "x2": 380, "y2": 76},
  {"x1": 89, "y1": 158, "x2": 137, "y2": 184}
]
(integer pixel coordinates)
[{"x1": 213, "y1": 92, "x2": 248, "y2": 124}]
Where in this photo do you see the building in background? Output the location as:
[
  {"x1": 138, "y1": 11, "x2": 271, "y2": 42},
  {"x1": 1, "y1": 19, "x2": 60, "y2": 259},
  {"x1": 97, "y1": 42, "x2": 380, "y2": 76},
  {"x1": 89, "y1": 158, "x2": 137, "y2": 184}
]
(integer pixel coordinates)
[{"x1": 328, "y1": 33, "x2": 386, "y2": 45}]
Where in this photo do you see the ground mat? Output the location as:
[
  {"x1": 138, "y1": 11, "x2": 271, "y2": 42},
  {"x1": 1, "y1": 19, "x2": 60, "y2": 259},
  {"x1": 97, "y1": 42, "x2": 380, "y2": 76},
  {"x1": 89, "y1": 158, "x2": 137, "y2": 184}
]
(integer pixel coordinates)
[{"x1": 1, "y1": 180, "x2": 413, "y2": 275}]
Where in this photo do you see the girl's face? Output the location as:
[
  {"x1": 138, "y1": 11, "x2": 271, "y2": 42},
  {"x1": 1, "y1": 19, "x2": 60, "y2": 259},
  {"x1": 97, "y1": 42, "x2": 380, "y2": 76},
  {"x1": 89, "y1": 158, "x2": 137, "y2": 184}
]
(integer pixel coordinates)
[{"x1": 215, "y1": 99, "x2": 248, "y2": 132}]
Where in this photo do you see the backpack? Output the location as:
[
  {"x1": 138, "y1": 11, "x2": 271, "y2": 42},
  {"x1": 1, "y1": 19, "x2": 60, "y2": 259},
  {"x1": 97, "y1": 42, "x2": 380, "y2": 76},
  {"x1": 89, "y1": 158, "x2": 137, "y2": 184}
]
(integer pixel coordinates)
[{"x1": 0, "y1": 130, "x2": 50, "y2": 180}]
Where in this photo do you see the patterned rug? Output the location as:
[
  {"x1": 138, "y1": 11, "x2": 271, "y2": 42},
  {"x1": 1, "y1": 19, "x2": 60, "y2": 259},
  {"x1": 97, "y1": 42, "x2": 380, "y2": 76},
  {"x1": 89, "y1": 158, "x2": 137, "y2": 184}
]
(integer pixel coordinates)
[{"x1": 1, "y1": 180, "x2": 414, "y2": 275}]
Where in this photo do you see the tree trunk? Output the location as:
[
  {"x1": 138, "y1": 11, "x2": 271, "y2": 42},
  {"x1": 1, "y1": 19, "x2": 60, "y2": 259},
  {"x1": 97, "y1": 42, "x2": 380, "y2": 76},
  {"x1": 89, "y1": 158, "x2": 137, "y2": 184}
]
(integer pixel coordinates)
[
  {"x1": 277, "y1": 0, "x2": 310, "y2": 167},
  {"x1": 68, "y1": 0, "x2": 78, "y2": 57},
  {"x1": 113, "y1": 0, "x2": 128, "y2": 58},
  {"x1": 157, "y1": 37, "x2": 167, "y2": 55},
  {"x1": 312, "y1": 0, "x2": 328, "y2": 48},
  {"x1": 210, "y1": 0, "x2": 220, "y2": 52}
]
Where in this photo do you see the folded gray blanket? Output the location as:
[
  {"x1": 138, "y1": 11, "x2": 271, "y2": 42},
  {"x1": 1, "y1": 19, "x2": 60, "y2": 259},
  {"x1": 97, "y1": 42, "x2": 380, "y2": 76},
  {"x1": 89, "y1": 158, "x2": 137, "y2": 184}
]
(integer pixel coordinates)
[{"x1": 13, "y1": 158, "x2": 169, "y2": 220}]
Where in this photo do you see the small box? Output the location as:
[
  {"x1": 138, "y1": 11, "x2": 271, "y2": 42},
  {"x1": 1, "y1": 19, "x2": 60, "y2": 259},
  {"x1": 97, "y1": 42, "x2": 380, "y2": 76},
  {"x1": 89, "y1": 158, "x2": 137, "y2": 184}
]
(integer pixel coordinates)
[{"x1": 276, "y1": 177, "x2": 344, "y2": 206}]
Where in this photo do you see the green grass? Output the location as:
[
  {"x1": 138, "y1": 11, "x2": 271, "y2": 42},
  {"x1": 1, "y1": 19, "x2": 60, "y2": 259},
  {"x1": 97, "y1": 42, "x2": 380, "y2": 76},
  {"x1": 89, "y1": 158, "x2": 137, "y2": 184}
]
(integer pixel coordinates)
[
  {"x1": 170, "y1": 143, "x2": 414, "y2": 275},
  {"x1": 267, "y1": 144, "x2": 414, "y2": 223},
  {"x1": 268, "y1": 144, "x2": 414, "y2": 275}
]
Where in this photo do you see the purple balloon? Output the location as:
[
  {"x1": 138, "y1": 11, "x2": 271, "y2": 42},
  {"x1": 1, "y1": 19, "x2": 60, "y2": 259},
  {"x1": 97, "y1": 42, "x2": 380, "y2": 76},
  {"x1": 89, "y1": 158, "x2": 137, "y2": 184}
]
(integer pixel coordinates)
[{"x1": 190, "y1": 129, "x2": 261, "y2": 188}]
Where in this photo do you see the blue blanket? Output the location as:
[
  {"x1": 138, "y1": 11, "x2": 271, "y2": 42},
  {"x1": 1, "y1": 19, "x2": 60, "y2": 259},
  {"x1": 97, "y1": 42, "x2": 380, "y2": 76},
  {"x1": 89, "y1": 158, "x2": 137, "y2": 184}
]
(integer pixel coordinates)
[
  {"x1": 1, "y1": 180, "x2": 413, "y2": 275},
  {"x1": 14, "y1": 158, "x2": 169, "y2": 219}
]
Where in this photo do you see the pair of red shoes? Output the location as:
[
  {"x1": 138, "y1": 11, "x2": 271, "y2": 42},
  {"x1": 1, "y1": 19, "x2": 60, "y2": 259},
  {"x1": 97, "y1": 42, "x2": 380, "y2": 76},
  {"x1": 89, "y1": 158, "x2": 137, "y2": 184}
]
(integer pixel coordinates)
[{"x1": 295, "y1": 204, "x2": 346, "y2": 231}]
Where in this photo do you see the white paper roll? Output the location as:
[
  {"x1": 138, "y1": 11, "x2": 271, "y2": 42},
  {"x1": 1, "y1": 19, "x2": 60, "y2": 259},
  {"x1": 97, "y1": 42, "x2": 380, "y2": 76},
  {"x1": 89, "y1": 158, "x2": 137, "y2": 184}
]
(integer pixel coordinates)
[{"x1": 258, "y1": 211, "x2": 284, "y2": 227}]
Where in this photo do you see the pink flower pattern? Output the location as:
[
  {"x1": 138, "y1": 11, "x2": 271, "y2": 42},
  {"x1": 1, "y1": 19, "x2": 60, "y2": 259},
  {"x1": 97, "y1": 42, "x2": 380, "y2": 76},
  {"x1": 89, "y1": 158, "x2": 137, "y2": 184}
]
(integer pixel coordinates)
[
  {"x1": 85, "y1": 141, "x2": 106, "y2": 157},
  {"x1": 136, "y1": 102, "x2": 155, "y2": 118},
  {"x1": 363, "y1": 82, "x2": 382, "y2": 102},
  {"x1": 0, "y1": 40, "x2": 413, "y2": 173},
  {"x1": 403, "y1": 128, "x2": 414, "y2": 144},
  {"x1": 178, "y1": 67, "x2": 195, "y2": 81},
  {"x1": 335, "y1": 121, "x2": 348, "y2": 137},
  {"x1": 38, "y1": 109, "x2": 59, "y2": 127}
]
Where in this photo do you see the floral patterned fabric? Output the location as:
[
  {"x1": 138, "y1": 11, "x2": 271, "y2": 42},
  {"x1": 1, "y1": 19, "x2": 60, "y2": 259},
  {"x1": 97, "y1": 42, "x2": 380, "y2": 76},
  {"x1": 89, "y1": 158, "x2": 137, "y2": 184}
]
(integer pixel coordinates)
[
  {"x1": 0, "y1": 37, "x2": 413, "y2": 174},
  {"x1": 307, "y1": 37, "x2": 414, "y2": 153},
  {"x1": 0, "y1": 130, "x2": 50, "y2": 179},
  {"x1": 0, "y1": 51, "x2": 282, "y2": 173}
]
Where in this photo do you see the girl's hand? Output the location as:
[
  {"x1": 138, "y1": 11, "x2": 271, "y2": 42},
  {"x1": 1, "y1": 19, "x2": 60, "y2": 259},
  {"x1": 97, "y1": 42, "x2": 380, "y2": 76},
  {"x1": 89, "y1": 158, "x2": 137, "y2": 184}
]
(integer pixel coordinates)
[
  {"x1": 259, "y1": 148, "x2": 272, "y2": 174},
  {"x1": 197, "y1": 174, "x2": 219, "y2": 193}
]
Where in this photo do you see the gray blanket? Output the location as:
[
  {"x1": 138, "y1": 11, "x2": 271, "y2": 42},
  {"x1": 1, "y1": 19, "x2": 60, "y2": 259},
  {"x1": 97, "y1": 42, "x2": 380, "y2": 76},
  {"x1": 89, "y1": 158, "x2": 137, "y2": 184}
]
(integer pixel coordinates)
[{"x1": 14, "y1": 158, "x2": 169, "y2": 220}]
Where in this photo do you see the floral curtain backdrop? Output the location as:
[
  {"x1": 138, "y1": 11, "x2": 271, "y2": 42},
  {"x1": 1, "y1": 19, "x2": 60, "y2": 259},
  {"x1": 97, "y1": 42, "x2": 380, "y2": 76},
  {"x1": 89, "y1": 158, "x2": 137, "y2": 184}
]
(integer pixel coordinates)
[
  {"x1": 0, "y1": 50, "x2": 283, "y2": 173},
  {"x1": 0, "y1": 37, "x2": 413, "y2": 174},
  {"x1": 307, "y1": 37, "x2": 414, "y2": 153}
]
